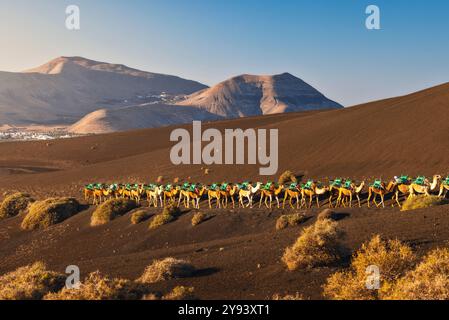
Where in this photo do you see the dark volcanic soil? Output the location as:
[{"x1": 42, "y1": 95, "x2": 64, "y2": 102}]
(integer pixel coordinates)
[{"x1": 0, "y1": 83, "x2": 448, "y2": 299}]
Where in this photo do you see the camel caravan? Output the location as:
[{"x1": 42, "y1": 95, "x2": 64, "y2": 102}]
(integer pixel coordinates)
[{"x1": 83, "y1": 174, "x2": 449, "y2": 210}]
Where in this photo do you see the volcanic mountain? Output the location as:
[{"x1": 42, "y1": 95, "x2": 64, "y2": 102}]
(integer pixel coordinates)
[
  {"x1": 176, "y1": 73, "x2": 343, "y2": 117},
  {"x1": 70, "y1": 72, "x2": 342, "y2": 133},
  {"x1": 0, "y1": 57, "x2": 207, "y2": 125}
]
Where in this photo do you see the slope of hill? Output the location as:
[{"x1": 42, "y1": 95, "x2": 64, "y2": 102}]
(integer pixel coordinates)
[
  {"x1": 0, "y1": 57, "x2": 207, "y2": 125},
  {"x1": 68, "y1": 103, "x2": 222, "y2": 134},
  {"x1": 0, "y1": 82, "x2": 447, "y2": 189},
  {"x1": 176, "y1": 73, "x2": 343, "y2": 117}
]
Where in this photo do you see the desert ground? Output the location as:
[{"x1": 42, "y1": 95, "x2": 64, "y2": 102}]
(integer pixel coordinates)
[{"x1": 0, "y1": 82, "x2": 448, "y2": 299}]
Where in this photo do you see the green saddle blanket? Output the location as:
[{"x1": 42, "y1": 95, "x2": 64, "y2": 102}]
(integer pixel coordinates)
[
  {"x1": 372, "y1": 180, "x2": 383, "y2": 189},
  {"x1": 414, "y1": 176, "x2": 426, "y2": 185}
]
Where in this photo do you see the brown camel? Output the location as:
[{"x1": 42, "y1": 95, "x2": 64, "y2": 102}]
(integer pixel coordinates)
[
  {"x1": 259, "y1": 185, "x2": 283, "y2": 209},
  {"x1": 336, "y1": 181, "x2": 365, "y2": 208},
  {"x1": 302, "y1": 183, "x2": 329, "y2": 208},
  {"x1": 367, "y1": 181, "x2": 395, "y2": 208},
  {"x1": 282, "y1": 187, "x2": 301, "y2": 209}
]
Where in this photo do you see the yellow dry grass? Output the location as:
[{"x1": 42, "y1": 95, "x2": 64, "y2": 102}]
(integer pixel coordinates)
[
  {"x1": 0, "y1": 192, "x2": 34, "y2": 219},
  {"x1": 401, "y1": 195, "x2": 447, "y2": 211},
  {"x1": 276, "y1": 213, "x2": 306, "y2": 230},
  {"x1": 21, "y1": 198, "x2": 80, "y2": 230},
  {"x1": 137, "y1": 257, "x2": 195, "y2": 284},
  {"x1": 90, "y1": 198, "x2": 137, "y2": 226},
  {"x1": 282, "y1": 218, "x2": 342, "y2": 270},
  {"x1": 0, "y1": 262, "x2": 65, "y2": 300}
]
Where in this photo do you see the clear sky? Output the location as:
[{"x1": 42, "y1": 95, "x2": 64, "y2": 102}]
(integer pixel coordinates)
[{"x1": 0, "y1": 0, "x2": 448, "y2": 106}]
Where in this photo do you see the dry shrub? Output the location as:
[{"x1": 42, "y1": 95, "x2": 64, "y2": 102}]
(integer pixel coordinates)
[
  {"x1": 0, "y1": 262, "x2": 65, "y2": 300},
  {"x1": 276, "y1": 213, "x2": 307, "y2": 230},
  {"x1": 21, "y1": 198, "x2": 80, "y2": 230},
  {"x1": 131, "y1": 209, "x2": 151, "y2": 224},
  {"x1": 282, "y1": 218, "x2": 342, "y2": 270},
  {"x1": 317, "y1": 209, "x2": 334, "y2": 221},
  {"x1": 191, "y1": 212, "x2": 207, "y2": 226},
  {"x1": 323, "y1": 235, "x2": 417, "y2": 300},
  {"x1": 138, "y1": 258, "x2": 195, "y2": 284},
  {"x1": 401, "y1": 196, "x2": 447, "y2": 212},
  {"x1": 272, "y1": 292, "x2": 304, "y2": 300},
  {"x1": 0, "y1": 192, "x2": 34, "y2": 219},
  {"x1": 278, "y1": 170, "x2": 297, "y2": 185},
  {"x1": 44, "y1": 271, "x2": 151, "y2": 300},
  {"x1": 149, "y1": 206, "x2": 180, "y2": 230},
  {"x1": 91, "y1": 198, "x2": 137, "y2": 226},
  {"x1": 384, "y1": 248, "x2": 449, "y2": 300},
  {"x1": 163, "y1": 286, "x2": 196, "y2": 300}
]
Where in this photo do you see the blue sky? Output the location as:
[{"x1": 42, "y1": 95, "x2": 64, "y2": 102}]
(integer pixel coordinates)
[{"x1": 0, "y1": 0, "x2": 448, "y2": 106}]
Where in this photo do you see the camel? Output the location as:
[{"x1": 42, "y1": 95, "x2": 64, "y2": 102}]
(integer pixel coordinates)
[
  {"x1": 163, "y1": 186, "x2": 180, "y2": 206},
  {"x1": 390, "y1": 179, "x2": 411, "y2": 208},
  {"x1": 146, "y1": 186, "x2": 163, "y2": 208},
  {"x1": 208, "y1": 187, "x2": 222, "y2": 209},
  {"x1": 239, "y1": 182, "x2": 262, "y2": 208},
  {"x1": 367, "y1": 181, "x2": 395, "y2": 208},
  {"x1": 188, "y1": 186, "x2": 207, "y2": 209},
  {"x1": 83, "y1": 187, "x2": 94, "y2": 202},
  {"x1": 220, "y1": 185, "x2": 239, "y2": 208},
  {"x1": 336, "y1": 181, "x2": 365, "y2": 208},
  {"x1": 130, "y1": 184, "x2": 145, "y2": 203},
  {"x1": 282, "y1": 185, "x2": 301, "y2": 209},
  {"x1": 438, "y1": 177, "x2": 449, "y2": 198},
  {"x1": 328, "y1": 184, "x2": 342, "y2": 208},
  {"x1": 259, "y1": 184, "x2": 283, "y2": 209},
  {"x1": 301, "y1": 183, "x2": 330, "y2": 208},
  {"x1": 93, "y1": 188, "x2": 113, "y2": 205},
  {"x1": 408, "y1": 175, "x2": 441, "y2": 198}
]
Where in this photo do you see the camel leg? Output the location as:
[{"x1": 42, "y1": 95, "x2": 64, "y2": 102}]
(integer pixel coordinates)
[
  {"x1": 309, "y1": 195, "x2": 313, "y2": 208},
  {"x1": 259, "y1": 194, "x2": 263, "y2": 208},
  {"x1": 349, "y1": 194, "x2": 353, "y2": 208},
  {"x1": 316, "y1": 195, "x2": 320, "y2": 208},
  {"x1": 296, "y1": 195, "x2": 300, "y2": 209},
  {"x1": 282, "y1": 193, "x2": 287, "y2": 209},
  {"x1": 328, "y1": 195, "x2": 333, "y2": 208},
  {"x1": 276, "y1": 196, "x2": 280, "y2": 209}
]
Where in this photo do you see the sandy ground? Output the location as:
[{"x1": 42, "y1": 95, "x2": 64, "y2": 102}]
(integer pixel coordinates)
[{"x1": 0, "y1": 83, "x2": 448, "y2": 299}]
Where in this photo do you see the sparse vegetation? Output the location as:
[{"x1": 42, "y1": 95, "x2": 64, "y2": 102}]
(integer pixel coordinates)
[
  {"x1": 278, "y1": 170, "x2": 297, "y2": 185},
  {"x1": 282, "y1": 218, "x2": 342, "y2": 270},
  {"x1": 21, "y1": 197, "x2": 80, "y2": 230},
  {"x1": 91, "y1": 198, "x2": 137, "y2": 226},
  {"x1": 192, "y1": 212, "x2": 208, "y2": 226},
  {"x1": 317, "y1": 209, "x2": 334, "y2": 221},
  {"x1": 162, "y1": 286, "x2": 196, "y2": 300},
  {"x1": 276, "y1": 213, "x2": 307, "y2": 230},
  {"x1": 131, "y1": 209, "x2": 151, "y2": 224},
  {"x1": 149, "y1": 205, "x2": 180, "y2": 230},
  {"x1": 401, "y1": 195, "x2": 447, "y2": 211},
  {"x1": 272, "y1": 292, "x2": 304, "y2": 300},
  {"x1": 0, "y1": 192, "x2": 34, "y2": 219},
  {"x1": 383, "y1": 248, "x2": 449, "y2": 300},
  {"x1": 44, "y1": 271, "x2": 151, "y2": 300},
  {"x1": 323, "y1": 235, "x2": 417, "y2": 300},
  {"x1": 137, "y1": 257, "x2": 195, "y2": 284},
  {"x1": 0, "y1": 262, "x2": 65, "y2": 300}
]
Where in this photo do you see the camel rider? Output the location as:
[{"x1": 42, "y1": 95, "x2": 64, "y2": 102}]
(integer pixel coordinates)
[
  {"x1": 414, "y1": 176, "x2": 426, "y2": 186},
  {"x1": 371, "y1": 180, "x2": 383, "y2": 189}
]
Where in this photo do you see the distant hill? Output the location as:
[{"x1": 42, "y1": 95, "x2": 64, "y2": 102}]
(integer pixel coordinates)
[
  {"x1": 0, "y1": 57, "x2": 207, "y2": 125},
  {"x1": 68, "y1": 103, "x2": 222, "y2": 134},
  {"x1": 176, "y1": 73, "x2": 342, "y2": 117},
  {"x1": 69, "y1": 72, "x2": 342, "y2": 133}
]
